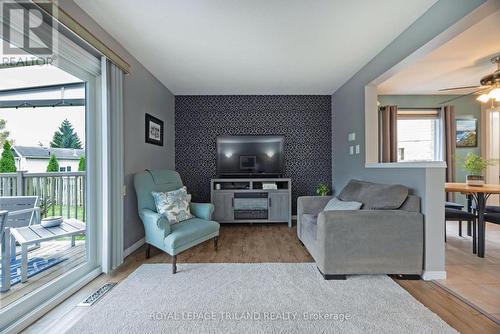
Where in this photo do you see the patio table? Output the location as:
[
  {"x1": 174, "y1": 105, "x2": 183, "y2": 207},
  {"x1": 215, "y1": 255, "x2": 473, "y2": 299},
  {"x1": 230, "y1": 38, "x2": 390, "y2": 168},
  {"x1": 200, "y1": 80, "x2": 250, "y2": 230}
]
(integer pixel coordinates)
[{"x1": 10, "y1": 219, "x2": 86, "y2": 283}]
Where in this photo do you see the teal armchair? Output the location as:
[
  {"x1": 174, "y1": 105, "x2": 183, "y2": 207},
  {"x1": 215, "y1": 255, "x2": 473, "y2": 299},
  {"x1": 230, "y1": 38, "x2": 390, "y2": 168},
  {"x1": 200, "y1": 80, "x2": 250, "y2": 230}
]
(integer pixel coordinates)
[{"x1": 134, "y1": 169, "x2": 220, "y2": 273}]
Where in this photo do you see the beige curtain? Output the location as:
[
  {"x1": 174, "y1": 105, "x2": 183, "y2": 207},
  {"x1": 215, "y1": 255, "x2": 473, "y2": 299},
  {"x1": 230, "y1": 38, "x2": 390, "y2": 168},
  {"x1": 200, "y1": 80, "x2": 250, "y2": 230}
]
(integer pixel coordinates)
[
  {"x1": 379, "y1": 105, "x2": 398, "y2": 162},
  {"x1": 442, "y1": 105, "x2": 456, "y2": 201}
]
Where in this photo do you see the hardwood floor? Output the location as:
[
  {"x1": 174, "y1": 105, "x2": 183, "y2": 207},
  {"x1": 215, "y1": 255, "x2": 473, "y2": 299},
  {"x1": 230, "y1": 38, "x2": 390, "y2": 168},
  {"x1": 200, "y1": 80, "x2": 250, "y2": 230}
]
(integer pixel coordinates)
[
  {"x1": 23, "y1": 223, "x2": 500, "y2": 334},
  {"x1": 437, "y1": 220, "x2": 500, "y2": 323}
]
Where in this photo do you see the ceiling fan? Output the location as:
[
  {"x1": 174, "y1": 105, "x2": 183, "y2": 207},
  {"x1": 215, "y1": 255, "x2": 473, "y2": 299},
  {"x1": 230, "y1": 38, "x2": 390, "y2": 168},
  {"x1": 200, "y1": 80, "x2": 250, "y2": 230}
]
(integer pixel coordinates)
[{"x1": 439, "y1": 55, "x2": 500, "y2": 104}]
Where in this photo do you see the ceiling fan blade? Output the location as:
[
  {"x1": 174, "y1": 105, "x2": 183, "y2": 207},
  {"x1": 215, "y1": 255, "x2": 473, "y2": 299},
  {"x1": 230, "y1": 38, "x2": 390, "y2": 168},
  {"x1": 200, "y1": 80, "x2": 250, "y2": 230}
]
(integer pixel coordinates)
[
  {"x1": 439, "y1": 85, "x2": 481, "y2": 91},
  {"x1": 439, "y1": 87, "x2": 489, "y2": 105}
]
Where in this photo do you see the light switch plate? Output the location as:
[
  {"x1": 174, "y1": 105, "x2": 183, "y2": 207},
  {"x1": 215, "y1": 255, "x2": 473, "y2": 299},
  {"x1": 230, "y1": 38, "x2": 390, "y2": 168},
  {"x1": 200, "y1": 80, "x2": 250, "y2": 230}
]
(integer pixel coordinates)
[
  {"x1": 355, "y1": 145, "x2": 360, "y2": 154},
  {"x1": 348, "y1": 133, "x2": 356, "y2": 141},
  {"x1": 349, "y1": 146, "x2": 354, "y2": 155}
]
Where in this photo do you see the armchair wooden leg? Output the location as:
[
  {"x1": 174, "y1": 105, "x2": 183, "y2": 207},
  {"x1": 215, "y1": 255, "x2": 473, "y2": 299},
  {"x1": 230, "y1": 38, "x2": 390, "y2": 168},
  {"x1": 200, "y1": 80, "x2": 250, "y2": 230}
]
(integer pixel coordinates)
[
  {"x1": 172, "y1": 255, "x2": 177, "y2": 274},
  {"x1": 214, "y1": 236, "x2": 219, "y2": 251},
  {"x1": 145, "y1": 244, "x2": 151, "y2": 259}
]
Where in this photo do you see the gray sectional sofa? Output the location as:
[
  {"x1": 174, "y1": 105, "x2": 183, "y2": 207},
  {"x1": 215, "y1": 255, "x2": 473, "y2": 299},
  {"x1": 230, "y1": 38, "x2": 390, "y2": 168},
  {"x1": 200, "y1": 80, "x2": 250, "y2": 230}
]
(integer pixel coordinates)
[{"x1": 297, "y1": 179, "x2": 424, "y2": 280}]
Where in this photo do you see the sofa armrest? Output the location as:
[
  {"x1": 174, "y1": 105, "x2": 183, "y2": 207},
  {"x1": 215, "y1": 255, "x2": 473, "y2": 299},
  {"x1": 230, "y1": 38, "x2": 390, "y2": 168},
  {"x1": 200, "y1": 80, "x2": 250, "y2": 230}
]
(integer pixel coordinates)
[
  {"x1": 297, "y1": 196, "x2": 333, "y2": 238},
  {"x1": 139, "y1": 209, "x2": 171, "y2": 247},
  {"x1": 190, "y1": 203, "x2": 214, "y2": 221},
  {"x1": 297, "y1": 196, "x2": 333, "y2": 216},
  {"x1": 316, "y1": 210, "x2": 423, "y2": 273}
]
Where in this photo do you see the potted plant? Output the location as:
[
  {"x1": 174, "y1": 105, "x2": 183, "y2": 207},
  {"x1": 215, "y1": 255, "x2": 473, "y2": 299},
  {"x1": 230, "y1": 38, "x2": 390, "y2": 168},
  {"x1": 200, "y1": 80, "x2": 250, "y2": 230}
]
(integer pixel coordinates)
[
  {"x1": 316, "y1": 183, "x2": 331, "y2": 196},
  {"x1": 461, "y1": 152, "x2": 496, "y2": 186}
]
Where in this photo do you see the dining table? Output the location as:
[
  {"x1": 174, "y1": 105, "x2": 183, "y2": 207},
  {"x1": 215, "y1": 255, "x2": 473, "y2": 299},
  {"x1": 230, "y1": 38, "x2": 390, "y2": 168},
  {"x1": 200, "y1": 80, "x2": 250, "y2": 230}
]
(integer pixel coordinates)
[{"x1": 445, "y1": 182, "x2": 500, "y2": 258}]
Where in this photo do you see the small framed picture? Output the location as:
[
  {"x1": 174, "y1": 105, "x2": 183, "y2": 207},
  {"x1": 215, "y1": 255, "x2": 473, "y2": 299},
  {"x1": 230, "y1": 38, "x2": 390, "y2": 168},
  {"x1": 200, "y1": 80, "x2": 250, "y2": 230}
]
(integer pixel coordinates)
[
  {"x1": 145, "y1": 113, "x2": 164, "y2": 146},
  {"x1": 456, "y1": 119, "x2": 477, "y2": 148}
]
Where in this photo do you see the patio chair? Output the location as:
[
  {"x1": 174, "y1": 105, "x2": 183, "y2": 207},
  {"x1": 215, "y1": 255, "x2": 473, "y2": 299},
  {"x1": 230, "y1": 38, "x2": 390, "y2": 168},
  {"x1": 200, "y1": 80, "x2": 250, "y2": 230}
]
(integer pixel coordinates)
[
  {"x1": 0, "y1": 196, "x2": 41, "y2": 258},
  {"x1": 0, "y1": 210, "x2": 10, "y2": 292},
  {"x1": 0, "y1": 196, "x2": 41, "y2": 229}
]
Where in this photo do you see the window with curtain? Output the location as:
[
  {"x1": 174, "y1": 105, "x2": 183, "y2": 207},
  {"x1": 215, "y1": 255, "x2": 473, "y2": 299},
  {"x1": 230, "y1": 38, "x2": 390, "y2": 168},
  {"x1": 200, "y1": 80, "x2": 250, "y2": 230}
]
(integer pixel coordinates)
[{"x1": 397, "y1": 109, "x2": 440, "y2": 162}]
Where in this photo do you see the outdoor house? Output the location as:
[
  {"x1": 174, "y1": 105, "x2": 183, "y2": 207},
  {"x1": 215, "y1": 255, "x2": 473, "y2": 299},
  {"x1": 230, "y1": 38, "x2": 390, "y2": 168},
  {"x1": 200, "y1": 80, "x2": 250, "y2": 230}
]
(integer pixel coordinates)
[{"x1": 12, "y1": 146, "x2": 85, "y2": 173}]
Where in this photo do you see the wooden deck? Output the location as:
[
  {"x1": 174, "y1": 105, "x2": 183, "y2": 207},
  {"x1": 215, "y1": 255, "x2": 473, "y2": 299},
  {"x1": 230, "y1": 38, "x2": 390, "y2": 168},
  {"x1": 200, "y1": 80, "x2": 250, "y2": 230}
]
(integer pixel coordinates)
[{"x1": 0, "y1": 238, "x2": 86, "y2": 310}]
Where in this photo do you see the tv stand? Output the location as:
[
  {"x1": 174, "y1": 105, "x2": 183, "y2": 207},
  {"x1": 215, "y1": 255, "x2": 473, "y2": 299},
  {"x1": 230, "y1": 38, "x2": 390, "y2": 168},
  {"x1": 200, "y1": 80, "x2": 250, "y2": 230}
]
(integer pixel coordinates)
[{"x1": 210, "y1": 178, "x2": 292, "y2": 228}]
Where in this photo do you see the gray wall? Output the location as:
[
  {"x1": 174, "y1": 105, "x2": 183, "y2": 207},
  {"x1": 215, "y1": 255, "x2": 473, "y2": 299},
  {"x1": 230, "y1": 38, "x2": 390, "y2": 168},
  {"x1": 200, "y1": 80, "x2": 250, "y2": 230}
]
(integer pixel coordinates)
[
  {"x1": 331, "y1": 0, "x2": 485, "y2": 193},
  {"x1": 378, "y1": 94, "x2": 481, "y2": 204},
  {"x1": 60, "y1": 1, "x2": 176, "y2": 250},
  {"x1": 122, "y1": 67, "x2": 175, "y2": 249}
]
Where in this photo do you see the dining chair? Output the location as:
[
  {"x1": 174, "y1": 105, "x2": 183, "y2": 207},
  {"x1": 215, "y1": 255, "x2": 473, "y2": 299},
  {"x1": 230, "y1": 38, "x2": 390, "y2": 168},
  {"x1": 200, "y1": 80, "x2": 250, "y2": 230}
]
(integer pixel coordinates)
[
  {"x1": 445, "y1": 208, "x2": 477, "y2": 253},
  {"x1": 445, "y1": 201, "x2": 472, "y2": 237}
]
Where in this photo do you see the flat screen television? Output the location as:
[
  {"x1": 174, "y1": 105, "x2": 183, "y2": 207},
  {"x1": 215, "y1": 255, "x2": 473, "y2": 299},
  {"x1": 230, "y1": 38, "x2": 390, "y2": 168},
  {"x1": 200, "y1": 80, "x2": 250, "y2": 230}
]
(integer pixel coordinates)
[{"x1": 217, "y1": 135, "x2": 284, "y2": 177}]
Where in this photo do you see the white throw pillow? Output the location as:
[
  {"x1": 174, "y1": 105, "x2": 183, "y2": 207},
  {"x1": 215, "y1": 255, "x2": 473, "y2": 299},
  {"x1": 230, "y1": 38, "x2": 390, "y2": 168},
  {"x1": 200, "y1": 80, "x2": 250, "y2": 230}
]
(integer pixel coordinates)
[
  {"x1": 323, "y1": 197, "x2": 362, "y2": 211},
  {"x1": 152, "y1": 186, "x2": 193, "y2": 224}
]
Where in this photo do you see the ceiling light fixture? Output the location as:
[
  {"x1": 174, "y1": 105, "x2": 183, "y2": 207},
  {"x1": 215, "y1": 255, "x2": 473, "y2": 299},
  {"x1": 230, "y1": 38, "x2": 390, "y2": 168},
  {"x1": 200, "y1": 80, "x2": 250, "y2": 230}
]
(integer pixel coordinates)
[
  {"x1": 476, "y1": 93, "x2": 490, "y2": 103},
  {"x1": 476, "y1": 56, "x2": 500, "y2": 104},
  {"x1": 489, "y1": 87, "x2": 500, "y2": 101}
]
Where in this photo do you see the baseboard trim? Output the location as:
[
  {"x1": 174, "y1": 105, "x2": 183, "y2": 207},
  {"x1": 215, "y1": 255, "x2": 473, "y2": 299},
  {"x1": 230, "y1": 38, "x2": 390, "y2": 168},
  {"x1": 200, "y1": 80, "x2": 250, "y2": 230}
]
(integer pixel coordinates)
[
  {"x1": 123, "y1": 238, "x2": 145, "y2": 258},
  {"x1": 422, "y1": 270, "x2": 446, "y2": 281}
]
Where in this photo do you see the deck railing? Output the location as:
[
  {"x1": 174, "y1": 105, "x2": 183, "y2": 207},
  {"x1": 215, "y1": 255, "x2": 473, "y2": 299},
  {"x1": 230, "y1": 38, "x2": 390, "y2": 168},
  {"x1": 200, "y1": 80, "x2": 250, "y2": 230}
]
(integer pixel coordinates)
[{"x1": 0, "y1": 171, "x2": 86, "y2": 221}]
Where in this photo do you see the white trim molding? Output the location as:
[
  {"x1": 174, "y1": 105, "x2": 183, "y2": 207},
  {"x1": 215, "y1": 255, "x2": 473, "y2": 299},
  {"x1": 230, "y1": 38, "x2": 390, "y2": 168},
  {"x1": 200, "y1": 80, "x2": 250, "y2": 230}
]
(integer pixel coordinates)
[
  {"x1": 101, "y1": 59, "x2": 125, "y2": 273},
  {"x1": 124, "y1": 238, "x2": 145, "y2": 258},
  {"x1": 422, "y1": 271, "x2": 447, "y2": 281},
  {"x1": 366, "y1": 161, "x2": 447, "y2": 169}
]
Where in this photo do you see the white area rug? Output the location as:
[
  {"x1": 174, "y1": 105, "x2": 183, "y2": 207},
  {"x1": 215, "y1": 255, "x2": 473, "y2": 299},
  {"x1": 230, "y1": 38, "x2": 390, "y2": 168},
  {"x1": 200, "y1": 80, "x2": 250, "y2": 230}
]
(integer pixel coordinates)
[{"x1": 67, "y1": 263, "x2": 456, "y2": 334}]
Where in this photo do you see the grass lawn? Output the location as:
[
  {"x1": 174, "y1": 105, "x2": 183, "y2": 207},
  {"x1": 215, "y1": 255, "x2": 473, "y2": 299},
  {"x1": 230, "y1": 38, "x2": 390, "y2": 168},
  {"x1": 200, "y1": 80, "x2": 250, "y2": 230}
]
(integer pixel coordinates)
[
  {"x1": 44, "y1": 205, "x2": 85, "y2": 222},
  {"x1": 45, "y1": 205, "x2": 87, "y2": 241}
]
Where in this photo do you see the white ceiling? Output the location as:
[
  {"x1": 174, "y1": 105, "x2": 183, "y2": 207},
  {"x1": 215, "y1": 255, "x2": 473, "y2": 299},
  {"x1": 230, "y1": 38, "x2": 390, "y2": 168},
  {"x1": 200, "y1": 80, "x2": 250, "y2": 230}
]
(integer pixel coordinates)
[
  {"x1": 378, "y1": 10, "x2": 500, "y2": 95},
  {"x1": 75, "y1": 0, "x2": 438, "y2": 95}
]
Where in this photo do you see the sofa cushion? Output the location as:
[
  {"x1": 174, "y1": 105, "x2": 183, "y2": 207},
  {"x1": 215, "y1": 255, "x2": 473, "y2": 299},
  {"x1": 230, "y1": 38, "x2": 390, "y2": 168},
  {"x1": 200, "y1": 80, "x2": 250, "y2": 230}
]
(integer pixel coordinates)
[
  {"x1": 338, "y1": 179, "x2": 408, "y2": 210},
  {"x1": 164, "y1": 217, "x2": 219, "y2": 250},
  {"x1": 323, "y1": 197, "x2": 362, "y2": 211}
]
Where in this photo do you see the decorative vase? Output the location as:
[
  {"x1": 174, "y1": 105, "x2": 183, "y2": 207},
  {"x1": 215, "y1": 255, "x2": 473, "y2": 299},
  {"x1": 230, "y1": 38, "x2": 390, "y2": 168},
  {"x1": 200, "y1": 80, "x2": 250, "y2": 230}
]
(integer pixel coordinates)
[{"x1": 466, "y1": 174, "x2": 484, "y2": 186}]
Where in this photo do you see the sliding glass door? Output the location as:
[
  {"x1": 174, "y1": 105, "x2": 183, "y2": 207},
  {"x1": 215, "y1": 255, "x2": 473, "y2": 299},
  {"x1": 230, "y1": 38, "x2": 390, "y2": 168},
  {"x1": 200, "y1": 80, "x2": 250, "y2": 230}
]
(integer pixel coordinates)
[{"x1": 0, "y1": 3, "x2": 102, "y2": 330}]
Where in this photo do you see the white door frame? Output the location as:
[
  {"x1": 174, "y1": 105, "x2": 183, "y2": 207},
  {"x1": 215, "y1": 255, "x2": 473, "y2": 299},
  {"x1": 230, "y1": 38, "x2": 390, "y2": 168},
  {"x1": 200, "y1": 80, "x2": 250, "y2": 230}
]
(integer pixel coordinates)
[{"x1": 0, "y1": 53, "x2": 104, "y2": 334}]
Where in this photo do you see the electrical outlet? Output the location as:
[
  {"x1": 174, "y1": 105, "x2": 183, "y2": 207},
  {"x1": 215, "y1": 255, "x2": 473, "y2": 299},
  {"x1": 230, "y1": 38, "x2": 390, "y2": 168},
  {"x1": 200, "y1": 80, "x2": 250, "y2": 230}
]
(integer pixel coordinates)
[
  {"x1": 349, "y1": 146, "x2": 354, "y2": 155},
  {"x1": 355, "y1": 145, "x2": 360, "y2": 154},
  {"x1": 348, "y1": 133, "x2": 356, "y2": 141}
]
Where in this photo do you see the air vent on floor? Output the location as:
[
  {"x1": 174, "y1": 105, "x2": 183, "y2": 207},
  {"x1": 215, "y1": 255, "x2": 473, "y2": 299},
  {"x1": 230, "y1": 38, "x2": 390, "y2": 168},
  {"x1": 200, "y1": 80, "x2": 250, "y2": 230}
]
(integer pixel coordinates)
[{"x1": 78, "y1": 282, "x2": 116, "y2": 307}]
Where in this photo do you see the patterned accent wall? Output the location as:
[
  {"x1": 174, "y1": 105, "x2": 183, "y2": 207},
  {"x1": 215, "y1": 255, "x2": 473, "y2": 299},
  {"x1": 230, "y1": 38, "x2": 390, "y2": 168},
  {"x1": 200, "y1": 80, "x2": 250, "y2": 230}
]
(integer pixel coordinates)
[{"x1": 175, "y1": 95, "x2": 332, "y2": 213}]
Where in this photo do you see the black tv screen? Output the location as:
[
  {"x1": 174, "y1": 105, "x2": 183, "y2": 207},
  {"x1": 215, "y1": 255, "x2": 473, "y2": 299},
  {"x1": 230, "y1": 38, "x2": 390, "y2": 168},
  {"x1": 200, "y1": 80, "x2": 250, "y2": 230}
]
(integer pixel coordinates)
[{"x1": 217, "y1": 135, "x2": 284, "y2": 177}]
